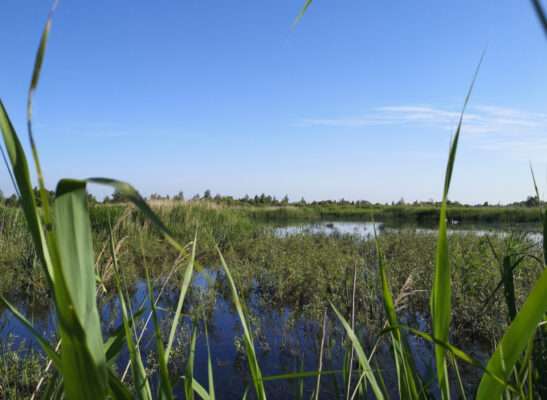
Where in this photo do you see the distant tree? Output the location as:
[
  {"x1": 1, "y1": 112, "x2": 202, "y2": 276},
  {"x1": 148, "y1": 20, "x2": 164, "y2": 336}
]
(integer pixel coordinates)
[
  {"x1": 32, "y1": 187, "x2": 55, "y2": 207},
  {"x1": 525, "y1": 195, "x2": 540, "y2": 207},
  {"x1": 5, "y1": 194, "x2": 18, "y2": 207},
  {"x1": 87, "y1": 193, "x2": 98, "y2": 205},
  {"x1": 299, "y1": 197, "x2": 306, "y2": 205},
  {"x1": 110, "y1": 190, "x2": 125, "y2": 203},
  {"x1": 174, "y1": 191, "x2": 184, "y2": 201},
  {"x1": 203, "y1": 189, "x2": 212, "y2": 199},
  {"x1": 281, "y1": 195, "x2": 289, "y2": 205}
]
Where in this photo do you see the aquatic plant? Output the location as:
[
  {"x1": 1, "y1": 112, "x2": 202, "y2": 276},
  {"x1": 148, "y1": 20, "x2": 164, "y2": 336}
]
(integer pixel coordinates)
[{"x1": 1, "y1": 1, "x2": 546, "y2": 399}]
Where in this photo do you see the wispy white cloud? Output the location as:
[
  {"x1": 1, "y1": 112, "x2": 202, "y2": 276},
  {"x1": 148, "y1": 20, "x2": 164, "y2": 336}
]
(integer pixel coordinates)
[{"x1": 298, "y1": 104, "x2": 547, "y2": 159}]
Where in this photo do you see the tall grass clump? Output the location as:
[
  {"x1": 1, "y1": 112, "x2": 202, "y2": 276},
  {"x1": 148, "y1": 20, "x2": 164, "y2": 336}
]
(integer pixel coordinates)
[{"x1": 0, "y1": 1, "x2": 546, "y2": 399}]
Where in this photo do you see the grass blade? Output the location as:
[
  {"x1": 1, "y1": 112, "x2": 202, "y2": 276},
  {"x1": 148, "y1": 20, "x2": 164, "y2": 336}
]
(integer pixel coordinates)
[
  {"x1": 217, "y1": 247, "x2": 267, "y2": 400},
  {"x1": 165, "y1": 233, "x2": 197, "y2": 362},
  {"x1": 330, "y1": 303, "x2": 384, "y2": 399},
  {"x1": 0, "y1": 295, "x2": 61, "y2": 367},
  {"x1": 0, "y1": 101, "x2": 54, "y2": 283},
  {"x1": 476, "y1": 268, "x2": 547, "y2": 398},
  {"x1": 205, "y1": 323, "x2": 216, "y2": 400},
  {"x1": 184, "y1": 326, "x2": 198, "y2": 400},
  {"x1": 293, "y1": 0, "x2": 313, "y2": 26},
  {"x1": 110, "y1": 224, "x2": 152, "y2": 400},
  {"x1": 430, "y1": 51, "x2": 484, "y2": 398},
  {"x1": 54, "y1": 179, "x2": 109, "y2": 399},
  {"x1": 143, "y1": 260, "x2": 173, "y2": 400},
  {"x1": 531, "y1": 0, "x2": 547, "y2": 38},
  {"x1": 26, "y1": 0, "x2": 60, "y2": 230}
]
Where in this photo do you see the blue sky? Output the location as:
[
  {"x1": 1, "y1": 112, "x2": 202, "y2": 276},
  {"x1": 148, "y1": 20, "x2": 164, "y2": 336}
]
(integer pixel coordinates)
[{"x1": 2, "y1": 0, "x2": 547, "y2": 203}]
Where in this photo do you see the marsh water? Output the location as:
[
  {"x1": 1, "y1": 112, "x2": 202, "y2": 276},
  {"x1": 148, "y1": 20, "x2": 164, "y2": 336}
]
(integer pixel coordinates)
[{"x1": 1, "y1": 219, "x2": 539, "y2": 398}]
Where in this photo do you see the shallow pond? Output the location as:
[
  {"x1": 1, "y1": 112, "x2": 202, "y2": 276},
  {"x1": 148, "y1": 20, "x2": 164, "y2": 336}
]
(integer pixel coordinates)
[
  {"x1": 2, "y1": 219, "x2": 534, "y2": 398},
  {"x1": 274, "y1": 220, "x2": 542, "y2": 242}
]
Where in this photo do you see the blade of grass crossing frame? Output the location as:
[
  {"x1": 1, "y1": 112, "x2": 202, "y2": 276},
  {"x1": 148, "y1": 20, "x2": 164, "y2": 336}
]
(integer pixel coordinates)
[
  {"x1": 330, "y1": 303, "x2": 384, "y2": 399},
  {"x1": 143, "y1": 257, "x2": 173, "y2": 400},
  {"x1": 0, "y1": 101, "x2": 54, "y2": 282},
  {"x1": 293, "y1": 0, "x2": 313, "y2": 26},
  {"x1": 185, "y1": 327, "x2": 198, "y2": 400},
  {"x1": 205, "y1": 324, "x2": 216, "y2": 400},
  {"x1": 0, "y1": 295, "x2": 61, "y2": 367},
  {"x1": 530, "y1": 164, "x2": 546, "y2": 264},
  {"x1": 109, "y1": 223, "x2": 152, "y2": 400},
  {"x1": 430, "y1": 51, "x2": 484, "y2": 399},
  {"x1": 86, "y1": 178, "x2": 188, "y2": 255},
  {"x1": 531, "y1": 0, "x2": 547, "y2": 37},
  {"x1": 374, "y1": 227, "x2": 421, "y2": 398},
  {"x1": 26, "y1": 0, "x2": 59, "y2": 228},
  {"x1": 165, "y1": 233, "x2": 197, "y2": 362},
  {"x1": 54, "y1": 179, "x2": 108, "y2": 399},
  {"x1": 474, "y1": 265, "x2": 547, "y2": 398},
  {"x1": 217, "y1": 247, "x2": 266, "y2": 400}
]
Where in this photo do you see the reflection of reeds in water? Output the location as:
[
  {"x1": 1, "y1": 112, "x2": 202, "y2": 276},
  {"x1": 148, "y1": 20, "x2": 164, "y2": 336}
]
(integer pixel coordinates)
[{"x1": 0, "y1": 1, "x2": 547, "y2": 399}]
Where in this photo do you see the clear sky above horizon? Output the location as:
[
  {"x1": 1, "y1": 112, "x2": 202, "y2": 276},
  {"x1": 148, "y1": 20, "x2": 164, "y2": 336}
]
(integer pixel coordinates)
[{"x1": 2, "y1": 0, "x2": 547, "y2": 204}]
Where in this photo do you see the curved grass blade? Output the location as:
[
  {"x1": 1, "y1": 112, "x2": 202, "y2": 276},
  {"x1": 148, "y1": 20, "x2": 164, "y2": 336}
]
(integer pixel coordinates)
[
  {"x1": 54, "y1": 179, "x2": 109, "y2": 399},
  {"x1": 0, "y1": 101, "x2": 54, "y2": 283},
  {"x1": 26, "y1": 0, "x2": 60, "y2": 228},
  {"x1": 191, "y1": 379, "x2": 211, "y2": 400},
  {"x1": 86, "y1": 178, "x2": 188, "y2": 255},
  {"x1": 374, "y1": 229, "x2": 422, "y2": 398},
  {"x1": 185, "y1": 326, "x2": 198, "y2": 400},
  {"x1": 165, "y1": 233, "x2": 197, "y2": 362},
  {"x1": 531, "y1": 0, "x2": 547, "y2": 38},
  {"x1": 330, "y1": 303, "x2": 384, "y2": 399},
  {"x1": 430, "y1": 51, "x2": 484, "y2": 398},
  {"x1": 110, "y1": 224, "x2": 152, "y2": 400},
  {"x1": 0, "y1": 295, "x2": 61, "y2": 367},
  {"x1": 205, "y1": 323, "x2": 216, "y2": 400},
  {"x1": 262, "y1": 369, "x2": 341, "y2": 381},
  {"x1": 293, "y1": 0, "x2": 313, "y2": 26},
  {"x1": 217, "y1": 247, "x2": 267, "y2": 400},
  {"x1": 476, "y1": 267, "x2": 547, "y2": 399},
  {"x1": 143, "y1": 260, "x2": 173, "y2": 400}
]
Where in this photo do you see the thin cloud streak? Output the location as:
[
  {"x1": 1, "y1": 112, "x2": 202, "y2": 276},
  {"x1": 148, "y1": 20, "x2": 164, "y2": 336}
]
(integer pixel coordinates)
[{"x1": 298, "y1": 104, "x2": 547, "y2": 159}]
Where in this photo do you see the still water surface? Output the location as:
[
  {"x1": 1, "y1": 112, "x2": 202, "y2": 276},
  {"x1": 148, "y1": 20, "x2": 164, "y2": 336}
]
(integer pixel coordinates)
[{"x1": 2, "y1": 220, "x2": 531, "y2": 398}]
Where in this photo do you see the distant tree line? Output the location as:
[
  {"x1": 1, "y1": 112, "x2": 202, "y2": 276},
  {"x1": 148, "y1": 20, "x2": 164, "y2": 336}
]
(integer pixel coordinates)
[{"x1": 0, "y1": 188, "x2": 544, "y2": 209}]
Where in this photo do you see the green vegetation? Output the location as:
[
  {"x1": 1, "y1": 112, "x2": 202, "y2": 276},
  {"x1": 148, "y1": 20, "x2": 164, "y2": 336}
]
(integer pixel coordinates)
[{"x1": 1, "y1": 1, "x2": 547, "y2": 399}]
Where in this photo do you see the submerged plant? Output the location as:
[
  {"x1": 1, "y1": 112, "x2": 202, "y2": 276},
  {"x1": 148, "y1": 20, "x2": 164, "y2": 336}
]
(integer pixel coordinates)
[{"x1": 1, "y1": 1, "x2": 547, "y2": 399}]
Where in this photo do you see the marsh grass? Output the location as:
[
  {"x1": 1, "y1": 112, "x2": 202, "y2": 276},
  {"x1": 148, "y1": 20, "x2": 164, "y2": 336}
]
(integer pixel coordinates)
[{"x1": 1, "y1": 1, "x2": 547, "y2": 399}]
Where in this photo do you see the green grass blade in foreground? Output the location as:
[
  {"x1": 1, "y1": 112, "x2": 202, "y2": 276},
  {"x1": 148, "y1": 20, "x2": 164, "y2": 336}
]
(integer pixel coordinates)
[
  {"x1": 86, "y1": 178, "x2": 188, "y2": 255},
  {"x1": 293, "y1": 0, "x2": 313, "y2": 26},
  {"x1": 380, "y1": 326, "x2": 517, "y2": 392},
  {"x1": 530, "y1": 164, "x2": 546, "y2": 264},
  {"x1": 217, "y1": 247, "x2": 267, "y2": 400},
  {"x1": 0, "y1": 101, "x2": 54, "y2": 282},
  {"x1": 110, "y1": 225, "x2": 152, "y2": 400},
  {"x1": 144, "y1": 262, "x2": 173, "y2": 400},
  {"x1": 375, "y1": 231, "x2": 422, "y2": 398},
  {"x1": 26, "y1": 0, "x2": 59, "y2": 229},
  {"x1": 330, "y1": 303, "x2": 384, "y2": 399},
  {"x1": 531, "y1": 0, "x2": 547, "y2": 37},
  {"x1": 54, "y1": 179, "x2": 108, "y2": 399},
  {"x1": 0, "y1": 295, "x2": 61, "y2": 367},
  {"x1": 185, "y1": 327, "x2": 198, "y2": 400},
  {"x1": 430, "y1": 52, "x2": 484, "y2": 398},
  {"x1": 165, "y1": 233, "x2": 197, "y2": 362},
  {"x1": 476, "y1": 267, "x2": 547, "y2": 398},
  {"x1": 205, "y1": 324, "x2": 216, "y2": 400}
]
